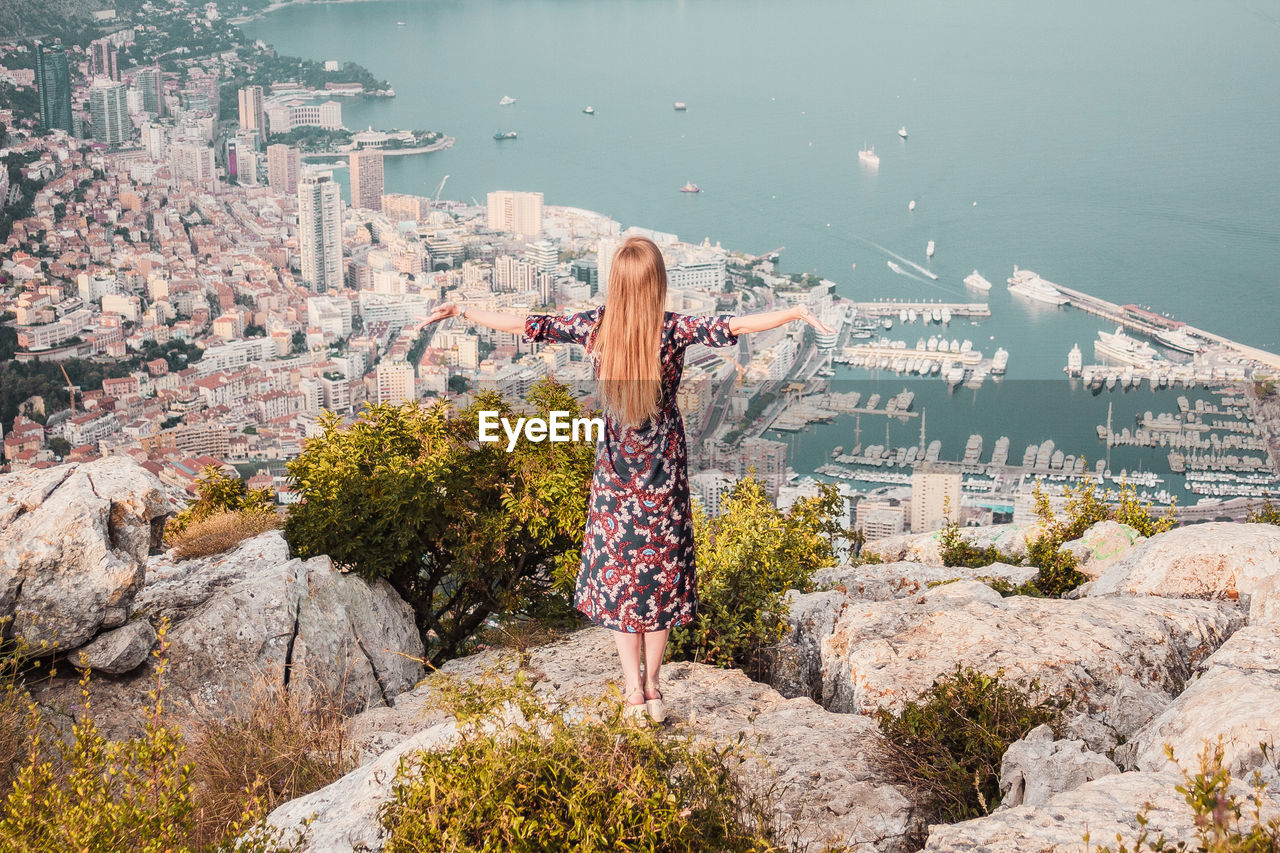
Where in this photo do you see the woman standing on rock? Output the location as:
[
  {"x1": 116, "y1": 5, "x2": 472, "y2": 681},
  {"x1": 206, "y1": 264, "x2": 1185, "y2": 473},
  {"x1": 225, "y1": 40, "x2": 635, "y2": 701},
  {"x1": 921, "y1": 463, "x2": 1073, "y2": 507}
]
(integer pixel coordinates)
[{"x1": 426, "y1": 236, "x2": 832, "y2": 721}]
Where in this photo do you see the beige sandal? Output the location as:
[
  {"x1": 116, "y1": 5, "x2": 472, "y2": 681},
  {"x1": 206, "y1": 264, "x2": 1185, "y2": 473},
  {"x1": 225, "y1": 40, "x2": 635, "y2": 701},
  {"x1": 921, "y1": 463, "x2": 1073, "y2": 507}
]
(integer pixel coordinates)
[
  {"x1": 644, "y1": 682, "x2": 666, "y2": 723},
  {"x1": 624, "y1": 688, "x2": 649, "y2": 722}
]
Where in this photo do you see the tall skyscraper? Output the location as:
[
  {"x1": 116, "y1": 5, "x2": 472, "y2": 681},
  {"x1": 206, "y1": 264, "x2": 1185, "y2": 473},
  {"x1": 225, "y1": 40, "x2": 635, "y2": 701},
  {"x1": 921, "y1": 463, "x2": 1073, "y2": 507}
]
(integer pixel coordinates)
[
  {"x1": 525, "y1": 239, "x2": 558, "y2": 276},
  {"x1": 486, "y1": 190, "x2": 544, "y2": 238},
  {"x1": 34, "y1": 41, "x2": 73, "y2": 134},
  {"x1": 237, "y1": 85, "x2": 266, "y2": 138},
  {"x1": 266, "y1": 144, "x2": 300, "y2": 196},
  {"x1": 909, "y1": 466, "x2": 963, "y2": 533},
  {"x1": 298, "y1": 172, "x2": 344, "y2": 292},
  {"x1": 348, "y1": 149, "x2": 384, "y2": 212},
  {"x1": 170, "y1": 141, "x2": 217, "y2": 189},
  {"x1": 89, "y1": 79, "x2": 131, "y2": 145},
  {"x1": 134, "y1": 67, "x2": 163, "y2": 116},
  {"x1": 90, "y1": 38, "x2": 120, "y2": 81}
]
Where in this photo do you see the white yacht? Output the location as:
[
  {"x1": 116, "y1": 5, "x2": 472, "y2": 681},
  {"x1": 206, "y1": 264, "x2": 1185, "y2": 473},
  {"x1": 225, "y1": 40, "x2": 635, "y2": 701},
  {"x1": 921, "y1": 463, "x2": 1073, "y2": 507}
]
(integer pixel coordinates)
[
  {"x1": 898, "y1": 126, "x2": 908, "y2": 139},
  {"x1": 908, "y1": 199, "x2": 916, "y2": 212},
  {"x1": 582, "y1": 105, "x2": 596, "y2": 115},
  {"x1": 1094, "y1": 326, "x2": 1160, "y2": 366},
  {"x1": 963, "y1": 270, "x2": 993, "y2": 291},
  {"x1": 1153, "y1": 328, "x2": 1203, "y2": 354},
  {"x1": 499, "y1": 95, "x2": 516, "y2": 105},
  {"x1": 992, "y1": 347, "x2": 1010, "y2": 374},
  {"x1": 858, "y1": 145, "x2": 879, "y2": 167},
  {"x1": 1065, "y1": 343, "x2": 1082, "y2": 376},
  {"x1": 926, "y1": 240, "x2": 935, "y2": 259},
  {"x1": 940, "y1": 307, "x2": 952, "y2": 324},
  {"x1": 1006, "y1": 267, "x2": 1069, "y2": 306}
]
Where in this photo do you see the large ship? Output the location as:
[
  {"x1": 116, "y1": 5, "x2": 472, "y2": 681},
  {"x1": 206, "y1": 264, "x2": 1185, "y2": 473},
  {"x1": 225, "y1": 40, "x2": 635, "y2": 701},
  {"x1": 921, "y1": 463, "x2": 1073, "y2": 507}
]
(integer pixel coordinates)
[
  {"x1": 858, "y1": 145, "x2": 879, "y2": 167},
  {"x1": 1153, "y1": 328, "x2": 1203, "y2": 354},
  {"x1": 1094, "y1": 326, "x2": 1160, "y2": 365},
  {"x1": 992, "y1": 347, "x2": 1009, "y2": 374},
  {"x1": 963, "y1": 270, "x2": 992, "y2": 291},
  {"x1": 1006, "y1": 267, "x2": 1069, "y2": 306}
]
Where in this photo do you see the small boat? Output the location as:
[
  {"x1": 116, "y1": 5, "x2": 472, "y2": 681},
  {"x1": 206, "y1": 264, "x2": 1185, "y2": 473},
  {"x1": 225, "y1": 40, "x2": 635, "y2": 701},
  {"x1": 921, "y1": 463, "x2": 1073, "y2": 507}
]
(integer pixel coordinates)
[
  {"x1": 882, "y1": 317, "x2": 893, "y2": 330},
  {"x1": 926, "y1": 240, "x2": 936, "y2": 259},
  {"x1": 493, "y1": 130, "x2": 517, "y2": 140},
  {"x1": 673, "y1": 101, "x2": 687, "y2": 111},
  {"x1": 498, "y1": 95, "x2": 516, "y2": 106},
  {"x1": 858, "y1": 145, "x2": 879, "y2": 167},
  {"x1": 679, "y1": 181, "x2": 700, "y2": 193},
  {"x1": 908, "y1": 200, "x2": 916, "y2": 212},
  {"x1": 898, "y1": 126, "x2": 908, "y2": 139},
  {"x1": 396, "y1": 21, "x2": 407, "y2": 26},
  {"x1": 887, "y1": 260, "x2": 906, "y2": 276},
  {"x1": 582, "y1": 105, "x2": 595, "y2": 115}
]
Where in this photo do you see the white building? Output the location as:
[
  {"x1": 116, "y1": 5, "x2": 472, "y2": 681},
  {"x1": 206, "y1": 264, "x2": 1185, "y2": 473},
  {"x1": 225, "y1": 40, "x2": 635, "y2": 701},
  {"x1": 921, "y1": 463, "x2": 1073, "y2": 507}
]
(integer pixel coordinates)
[
  {"x1": 266, "y1": 100, "x2": 342, "y2": 135},
  {"x1": 375, "y1": 360, "x2": 415, "y2": 404},
  {"x1": 169, "y1": 141, "x2": 217, "y2": 189},
  {"x1": 266, "y1": 144, "x2": 300, "y2": 195},
  {"x1": 89, "y1": 79, "x2": 130, "y2": 145},
  {"x1": 298, "y1": 171, "x2": 344, "y2": 292},
  {"x1": 486, "y1": 190, "x2": 543, "y2": 238},
  {"x1": 910, "y1": 466, "x2": 962, "y2": 533},
  {"x1": 237, "y1": 85, "x2": 266, "y2": 136},
  {"x1": 856, "y1": 499, "x2": 907, "y2": 541}
]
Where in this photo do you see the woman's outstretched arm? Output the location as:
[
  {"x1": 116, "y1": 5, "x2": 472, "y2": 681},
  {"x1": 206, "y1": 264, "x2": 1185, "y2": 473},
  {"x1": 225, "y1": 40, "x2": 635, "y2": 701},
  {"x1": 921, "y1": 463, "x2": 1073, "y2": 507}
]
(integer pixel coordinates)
[
  {"x1": 424, "y1": 301, "x2": 526, "y2": 334},
  {"x1": 729, "y1": 304, "x2": 834, "y2": 335}
]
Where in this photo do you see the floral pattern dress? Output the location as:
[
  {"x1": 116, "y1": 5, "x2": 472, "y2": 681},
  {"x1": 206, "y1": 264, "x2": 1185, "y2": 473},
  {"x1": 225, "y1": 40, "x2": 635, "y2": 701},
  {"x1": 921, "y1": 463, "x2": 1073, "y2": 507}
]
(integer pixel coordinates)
[{"x1": 524, "y1": 307, "x2": 739, "y2": 632}]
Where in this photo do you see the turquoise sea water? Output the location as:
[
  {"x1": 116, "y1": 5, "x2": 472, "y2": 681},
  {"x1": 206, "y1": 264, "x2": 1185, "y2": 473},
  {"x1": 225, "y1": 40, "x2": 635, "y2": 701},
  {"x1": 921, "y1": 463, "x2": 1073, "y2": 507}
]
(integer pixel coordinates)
[{"x1": 245, "y1": 0, "x2": 1280, "y2": 485}]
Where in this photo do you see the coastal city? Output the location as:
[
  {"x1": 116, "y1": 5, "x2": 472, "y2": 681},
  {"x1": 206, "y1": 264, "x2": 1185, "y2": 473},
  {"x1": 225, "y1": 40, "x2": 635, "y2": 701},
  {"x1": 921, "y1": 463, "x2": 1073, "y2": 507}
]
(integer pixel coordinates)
[{"x1": 2, "y1": 0, "x2": 1279, "y2": 547}]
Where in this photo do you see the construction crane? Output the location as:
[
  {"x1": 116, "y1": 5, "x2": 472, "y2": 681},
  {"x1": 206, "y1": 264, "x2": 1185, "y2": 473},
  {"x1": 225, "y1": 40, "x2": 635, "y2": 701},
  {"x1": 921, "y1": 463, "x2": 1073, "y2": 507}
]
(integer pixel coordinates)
[
  {"x1": 431, "y1": 174, "x2": 449, "y2": 205},
  {"x1": 59, "y1": 363, "x2": 78, "y2": 414}
]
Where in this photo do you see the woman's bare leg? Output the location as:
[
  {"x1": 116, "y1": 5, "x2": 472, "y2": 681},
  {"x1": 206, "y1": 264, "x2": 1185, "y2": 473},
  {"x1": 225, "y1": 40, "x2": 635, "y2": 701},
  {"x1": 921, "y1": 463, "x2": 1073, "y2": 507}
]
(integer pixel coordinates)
[
  {"x1": 612, "y1": 630, "x2": 645, "y2": 705},
  {"x1": 642, "y1": 629, "x2": 669, "y2": 699}
]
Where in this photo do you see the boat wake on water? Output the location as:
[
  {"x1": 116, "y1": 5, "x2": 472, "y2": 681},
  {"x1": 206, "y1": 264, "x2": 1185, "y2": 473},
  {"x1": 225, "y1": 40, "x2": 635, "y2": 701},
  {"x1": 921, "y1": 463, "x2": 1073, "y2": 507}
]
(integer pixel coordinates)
[
  {"x1": 886, "y1": 260, "x2": 929, "y2": 283},
  {"x1": 852, "y1": 236, "x2": 956, "y2": 292}
]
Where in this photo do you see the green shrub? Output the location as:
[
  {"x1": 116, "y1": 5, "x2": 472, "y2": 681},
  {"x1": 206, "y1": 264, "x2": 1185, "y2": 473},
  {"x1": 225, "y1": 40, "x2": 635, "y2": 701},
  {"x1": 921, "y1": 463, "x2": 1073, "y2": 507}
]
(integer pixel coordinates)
[
  {"x1": 1246, "y1": 502, "x2": 1280, "y2": 526},
  {"x1": 1024, "y1": 485, "x2": 1092, "y2": 597},
  {"x1": 1114, "y1": 481, "x2": 1178, "y2": 538},
  {"x1": 0, "y1": 628, "x2": 308, "y2": 853},
  {"x1": 939, "y1": 520, "x2": 1014, "y2": 569},
  {"x1": 380, "y1": 673, "x2": 782, "y2": 853},
  {"x1": 1091, "y1": 741, "x2": 1280, "y2": 852},
  {"x1": 168, "y1": 466, "x2": 275, "y2": 538},
  {"x1": 669, "y1": 478, "x2": 845, "y2": 679},
  {"x1": 875, "y1": 667, "x2": 1062, "y2": 829},
  {"x1": 285, "y1": 380, "x2": 596, "y2": 665}
]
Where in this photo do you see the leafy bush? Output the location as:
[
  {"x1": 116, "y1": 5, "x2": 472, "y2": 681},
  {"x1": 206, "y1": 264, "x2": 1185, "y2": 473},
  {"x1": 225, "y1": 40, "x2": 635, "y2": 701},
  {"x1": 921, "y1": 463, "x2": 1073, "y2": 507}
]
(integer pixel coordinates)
[
  {"x1": 168, "y1": 509, "x2": 283, "y2": 561},
  {"x1": 0, "y1": 628, "x2": 304, "y2": 852},
  {"x1": 1246, "y1": 502, "x2": 1280, "y2": 526},
  {"x1": 939, "y1": 520, "x2": 1014, "y2": 569},
  {"x1": 1026, "y1": 485, "x2": 1091, "y2": 596},
  {"x1": 167, "y1": 466, "x2": 275, "y2": 539},
  {"x1": 1092, "y1": 741, "x2": 1280, "y2": 852},
  {"x1": 669, "y1": 478, "x2": 845, "y2": 679},
  {"x1": 285, "y1": 381, "x2": 596, "y2": 665},
  {"x1": 875, "y1": 667, "x2": 1061, "y2": 828},
  {"x1": 380, "y1": 673, "x2": 782, "y2": 853},
  {"x1": 1114, "y1": 482, "x2": 1178, "y2": 538}
]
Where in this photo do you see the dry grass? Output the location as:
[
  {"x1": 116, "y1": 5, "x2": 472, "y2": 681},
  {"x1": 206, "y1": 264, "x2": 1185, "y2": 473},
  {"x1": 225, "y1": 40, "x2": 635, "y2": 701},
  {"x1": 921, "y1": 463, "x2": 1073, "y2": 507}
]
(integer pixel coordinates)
[
  {"x1": 185, "y1": 674, "x2": 356, "y2": 848},
  {"x1": 166, "y1": 509, "x2": 283, "y2": 561}
]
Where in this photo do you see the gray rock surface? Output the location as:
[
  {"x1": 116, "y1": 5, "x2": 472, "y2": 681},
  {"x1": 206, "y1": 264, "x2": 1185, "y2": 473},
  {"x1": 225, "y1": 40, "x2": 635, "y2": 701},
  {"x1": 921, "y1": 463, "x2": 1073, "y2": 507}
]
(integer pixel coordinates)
[
  {"x1": 819, "y1": 581, "x2": 1241, "y2": 743},
  {"x1": 1087, "y1": 522, "x2": 1280, "y2": 619},
  {"x1": 861, "y1": 523, "x2": 1043, "y2": 566},
  {"x1": 924, "y1": 770, "x2": 1280, "y2": 852},
  {"x1": 37, "y1": 530, "x2": 425, "y2": 734},
  {"x1": 0, "y1": 456, "x2": 175, "y2": 651},
  {"x1": 998, "y1": 724, "x2": 1119, "y2": 808},
  {"x1": 74, "y1": 619, "x2": 157, "y2": 674},
  {"x1": 814, "y1": 561, "x2": 1039, "y2": 600},
  {"x1": 1118, "y1": 621, "x2": 1280, "y2": 785},
  {"x1": 271, "y1": 628, "x2": 915, "y2": 853},
  {"x1": 1060, "y1": 520, "x2": 1145, "y2": 579}
]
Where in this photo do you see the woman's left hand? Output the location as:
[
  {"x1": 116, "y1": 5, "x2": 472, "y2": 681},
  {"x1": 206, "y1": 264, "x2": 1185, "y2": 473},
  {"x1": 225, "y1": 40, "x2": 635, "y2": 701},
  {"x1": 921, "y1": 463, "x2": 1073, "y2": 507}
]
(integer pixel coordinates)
[{"x1": 795, "y1": 305, "x2": 835, "y2": 334}]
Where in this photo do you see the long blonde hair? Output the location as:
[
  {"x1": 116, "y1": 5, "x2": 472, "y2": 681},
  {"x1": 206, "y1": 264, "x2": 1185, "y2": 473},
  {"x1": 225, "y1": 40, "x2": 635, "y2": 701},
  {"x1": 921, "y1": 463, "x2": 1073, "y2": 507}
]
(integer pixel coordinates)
[{"x1": 590, "y1": 236, "x2": 667, "y2": 427}]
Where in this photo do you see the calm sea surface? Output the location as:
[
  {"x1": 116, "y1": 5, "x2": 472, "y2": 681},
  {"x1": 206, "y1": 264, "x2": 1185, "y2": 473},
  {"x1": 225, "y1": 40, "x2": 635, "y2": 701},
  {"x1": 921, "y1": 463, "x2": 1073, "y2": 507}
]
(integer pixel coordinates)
[{"x1": 245, "y1": 0, "x2": 1280, "y2": 486}]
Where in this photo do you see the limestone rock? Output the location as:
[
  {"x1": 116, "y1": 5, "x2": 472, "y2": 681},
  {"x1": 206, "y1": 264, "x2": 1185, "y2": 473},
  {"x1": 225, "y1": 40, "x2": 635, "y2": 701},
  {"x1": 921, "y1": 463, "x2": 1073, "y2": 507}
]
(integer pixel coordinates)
[
  {"x1": 814, "y1": 561, "x2": 1038, "y2": 600},
  {"x1": 1059, "y1": 520, "x2": 1144, "y2": 579},
  {"x1": 33, "y1": 531, "x2": 425, "y2": 736},
  {"x1": 74, "y1": 619, "x2": 157, "y2": 674},
  {"x1": 924, "y1": 770, "x2": 1280, "y2": 852},
  {"x1": 819, "y1": 581, "x2": 1241, "y2": 742},
  {"x1": 998, "y1": 724, "x2": 1119, "y2": 808},
  {"x1": 281, "y1": 628, "x2": 915, "y2": 853},
  {"x1": 1087, "y1": 522, "x2": 1280, "y2": 619},
  {"x1": 1119, "y1": 621, "x2": 1280, "y2": 785},
  {"x1": 0, "y1": 457, "x2": 175, "y2": 651},
  {"x1": 862, "y1": 523, "x2": 1042, "y2": 567}
]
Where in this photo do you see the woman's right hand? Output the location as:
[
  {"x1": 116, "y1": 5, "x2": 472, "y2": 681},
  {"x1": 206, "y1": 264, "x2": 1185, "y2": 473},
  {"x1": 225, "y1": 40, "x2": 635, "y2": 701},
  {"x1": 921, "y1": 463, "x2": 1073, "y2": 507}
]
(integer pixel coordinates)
[{"x1": 795, "y1": 304, "x2": 835, "y2": 334}]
